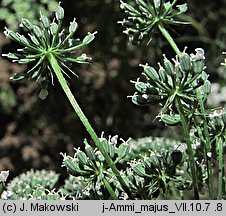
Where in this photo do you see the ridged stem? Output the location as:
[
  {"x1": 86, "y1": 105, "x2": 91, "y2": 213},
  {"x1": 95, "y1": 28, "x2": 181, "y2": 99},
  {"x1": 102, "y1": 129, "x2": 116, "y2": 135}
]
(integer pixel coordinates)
[{"x1": 47, "y1": 53, "x2": 133, "y2": 199}]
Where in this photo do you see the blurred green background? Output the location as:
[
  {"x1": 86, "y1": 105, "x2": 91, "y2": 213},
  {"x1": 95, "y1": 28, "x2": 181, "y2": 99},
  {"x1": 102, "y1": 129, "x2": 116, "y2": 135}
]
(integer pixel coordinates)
[{"x1": 0, "y1": 0, "x2": 226, "y2": 180}]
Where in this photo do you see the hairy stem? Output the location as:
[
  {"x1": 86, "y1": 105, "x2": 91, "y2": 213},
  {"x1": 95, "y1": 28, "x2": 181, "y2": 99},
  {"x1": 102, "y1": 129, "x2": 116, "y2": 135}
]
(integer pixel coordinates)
[
  {"x1": 47, "y1": 53, "x2": 133, "y2": 199},
  {"x1": 158, "y1": 23, "x2": 180, "y2": 54},
  {"x1": 176, "y1": 98, "x2": 199, "y2": 199}
]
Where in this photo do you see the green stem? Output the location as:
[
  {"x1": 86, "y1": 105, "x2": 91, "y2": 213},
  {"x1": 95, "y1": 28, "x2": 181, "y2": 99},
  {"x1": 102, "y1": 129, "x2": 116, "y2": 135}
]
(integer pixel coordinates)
[
  {"x1": 217, "y1": 137, "x2": 223, "y2": 200},
  {"x1": 158, "y1": 23, "x2": 180, "y2": 54},
  {"x1": 102, "y1": 175, "x2": 117, "y2": 200},
  {"x1": 47, "y1": 53, "x2": 133, "y2": 199},
  {"x1": 194, "y1": 115, "x2": 213, "y2": 199},
  {"x1": 196, "y1": 90, "x2": 213, "y2": 199},
  {"x1": 176, "y1": 98, "x2": 199, "y2": 199}
]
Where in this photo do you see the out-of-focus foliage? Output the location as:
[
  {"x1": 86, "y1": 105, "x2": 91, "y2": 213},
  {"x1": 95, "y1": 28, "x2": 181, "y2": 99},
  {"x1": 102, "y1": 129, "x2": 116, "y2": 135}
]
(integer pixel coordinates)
[
  {"x1": 2, "y1": 169, "x2": 62, "y2": 200},
  {"x1": 0, "y1": 0, "x2": 58, "y2": 30}
]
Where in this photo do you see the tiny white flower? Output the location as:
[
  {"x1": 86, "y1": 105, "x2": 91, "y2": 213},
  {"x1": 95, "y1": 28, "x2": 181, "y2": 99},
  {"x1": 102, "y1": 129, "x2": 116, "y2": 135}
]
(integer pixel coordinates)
[{"x1": 0, "y1": 170, "x2": 9, "y2": 182}]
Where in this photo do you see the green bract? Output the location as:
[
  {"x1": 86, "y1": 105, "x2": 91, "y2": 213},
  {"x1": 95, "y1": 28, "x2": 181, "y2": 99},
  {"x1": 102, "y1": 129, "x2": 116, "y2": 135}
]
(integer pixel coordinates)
[
  {"x1": 119, "y1": 0, "x2": 188, "y2": 44},
  {"x1": 131, "y1": 48, "x2": 211, "y2": 117},
  {"x1": 3, "y1": 4, "x2": 97, "y2": 99}
]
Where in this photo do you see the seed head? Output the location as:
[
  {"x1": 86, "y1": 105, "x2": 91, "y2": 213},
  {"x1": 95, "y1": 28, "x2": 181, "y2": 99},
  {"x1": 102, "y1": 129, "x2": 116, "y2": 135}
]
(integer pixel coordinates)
[
  {"x1": 119, "y1": 0, "x2": 188, "y2": 44},
  {"x1": 2, "y1": 4, "x2": 97, "y2": 99}
]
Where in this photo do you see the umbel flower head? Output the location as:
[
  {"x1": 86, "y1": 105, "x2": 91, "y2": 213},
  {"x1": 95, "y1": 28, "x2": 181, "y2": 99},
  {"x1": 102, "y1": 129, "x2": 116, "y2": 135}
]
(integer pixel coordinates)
[
  {"x1": 119, "y1": 0, "x2": 188, "y2": 44},
  {"x1": 131, "y1": 48, "x2": 211, "y2": 118},
  {"x1": 3, "y1": 4, "x2": 97, "y2": 99},
  {"x1": 208, "y1": 109, "x2": 226, "y2": 140}
]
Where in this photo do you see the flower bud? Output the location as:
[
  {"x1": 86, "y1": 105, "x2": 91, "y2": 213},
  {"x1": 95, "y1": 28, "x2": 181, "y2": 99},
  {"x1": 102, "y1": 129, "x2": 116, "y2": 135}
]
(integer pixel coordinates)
[
  {"x1": 62, "y1": 157, "x2": 80, "y2": 176},
  {"x1": 163, "y1": 57, "x2": 174, "y2": 76},
  {"x1": 191, "y1": 48, "x2": 205, "y2": 74},
  {"x1": 178, "y1": 52, "x2": 192, "y2": 72},
  {"x1": 2, "y1": 53, "x2": 19, "y2": 60},
  {"x1": 84, "y1": 141, "x2": 96, "y2": 161},
  {"x1": 158, "y1": 65, "x2": 167, "y2": 82},
  {"x1": 142, "y1": 64, "x2": 159, "y2": 81},
  {"x1": 4, "y1": 30, "x2": 20, "y2": 43},
  {"x1": 77, "y1": 150, "x2": 89, "y2": 166},
  {"x1": 56, "y1": 5, "x2": 64, "y2": 21},
  {"x1": 27, "y1": 33, "x2": 39, "y2": 46},
  {"x1": 69, "y1": 19, "x2": 78, "y2": 34},
  {"x1": 33, "y1": 26, "x2": 43, "y2": 38},
  {"x1": 101, "y1": 139, "x2": 110, "y2": 154},
  {"x1": 203, "y1": 80, "x2": 211, "y2": 96},
  {"x1": 131, "y1": 94, "x2": 147, "y2": 106},
  {"x1": 50, "y1": 22, "x2": 58, "y2": 35},
  {"x1": 135, "y1": 81, "x2": 148, "y2": 94},
  {"x1": 109, "y1": 144, "x2": 115, "y2": 158},
  {"x1": 20, "y1": 35, "x2": 30, "y2": 46},
  {"x1": 192, "y1": 60, "x2": 205, "y2": 74},
  {"x1": 133, "y1": 163, "x2": 146, "y2": 177},
  {"x1": 21, "y1": 18, "x2": 34, "y2": 30},
  {"x1": 40, "y1": 14, "x2": 50, "y2": 28},
  {"x1": 82, "y1": 32, "x2": 97, "y2": 45},
  {"x1": 117, "y1": 143, "x2": 130, "y2": 159}
]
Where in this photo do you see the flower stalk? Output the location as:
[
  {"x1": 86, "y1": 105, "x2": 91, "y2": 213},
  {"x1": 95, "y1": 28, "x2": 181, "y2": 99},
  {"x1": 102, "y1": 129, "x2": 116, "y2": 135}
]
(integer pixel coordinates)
[
  {"x1": 158, "y1": 23, "x2": 180, "y2": 54},
  {"x1": 47, "y1": 53, "x2": 133, "y2": 199}
]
